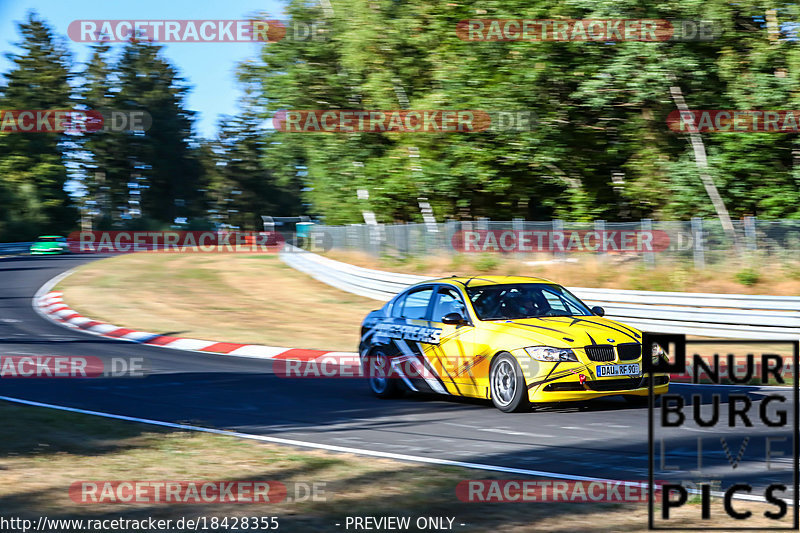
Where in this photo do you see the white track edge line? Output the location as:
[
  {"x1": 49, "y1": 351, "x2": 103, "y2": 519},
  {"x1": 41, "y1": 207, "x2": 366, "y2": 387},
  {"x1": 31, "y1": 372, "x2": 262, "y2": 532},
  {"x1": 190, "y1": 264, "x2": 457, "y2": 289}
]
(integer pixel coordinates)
[
  {"x1": 20, "y1": 269, "x2": 800, "y2": 506},
  {"x1": 0, "y1": 395, "x2": 792, "y2": 506}
]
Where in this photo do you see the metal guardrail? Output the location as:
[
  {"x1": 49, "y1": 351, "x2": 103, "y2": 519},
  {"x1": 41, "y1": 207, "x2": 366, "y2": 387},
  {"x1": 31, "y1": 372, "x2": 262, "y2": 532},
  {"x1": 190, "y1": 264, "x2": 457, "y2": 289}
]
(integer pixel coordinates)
[
  {"x1": 281, "y1": 247, "x2": 800, "y2": 340},
  {"x1": 0, "y1": 242, "x2": 33, "y2": 254}
]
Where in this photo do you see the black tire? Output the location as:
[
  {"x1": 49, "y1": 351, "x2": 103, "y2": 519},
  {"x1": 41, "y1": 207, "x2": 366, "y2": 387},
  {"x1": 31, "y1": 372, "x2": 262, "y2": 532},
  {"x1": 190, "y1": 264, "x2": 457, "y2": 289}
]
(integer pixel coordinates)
[
  {"x1": 366, "y1": 349, "x2": 404, "y2": 399},
  {"x1": 489, "y1": 352, "x2": 531, "y2": 413}
]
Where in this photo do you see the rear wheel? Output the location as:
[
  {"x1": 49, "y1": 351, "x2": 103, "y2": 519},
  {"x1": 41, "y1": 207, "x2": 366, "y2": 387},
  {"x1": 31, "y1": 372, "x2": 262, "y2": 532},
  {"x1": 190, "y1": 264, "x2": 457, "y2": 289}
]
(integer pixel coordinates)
[
  {"x1": 367, "y1": 349, "x2": 403, "y2": 399},
  {"x1": 489, "y1": 353, "x2": 531, "y2": 413}
]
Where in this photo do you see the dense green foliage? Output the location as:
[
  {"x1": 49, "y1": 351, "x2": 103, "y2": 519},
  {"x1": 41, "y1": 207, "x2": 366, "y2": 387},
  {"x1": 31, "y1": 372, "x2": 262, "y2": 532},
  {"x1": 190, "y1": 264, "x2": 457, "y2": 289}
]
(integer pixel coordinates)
[
  {"x1": 0, "y1": 13, "x2": 299, "y2": 240},
  {"x1": 1, "y1": 4, "x2": 799, "y2": 239},
  {"x1": 246, "y1": 0, "x2": 800, "y2": 223},
  {"x1": 0, "y1": 14, "x2": 75, "y2": 238}
]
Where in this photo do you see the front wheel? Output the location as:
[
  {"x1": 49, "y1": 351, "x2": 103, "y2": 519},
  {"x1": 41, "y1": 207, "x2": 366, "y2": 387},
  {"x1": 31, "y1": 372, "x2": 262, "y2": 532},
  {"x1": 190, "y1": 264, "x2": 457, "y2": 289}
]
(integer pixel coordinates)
[
  {"x1": 489, "y1": 353, "x2": 531, "y2": 413},
  {"x1": 366, "y1": 350, "x2": 403, "y2": 399}
]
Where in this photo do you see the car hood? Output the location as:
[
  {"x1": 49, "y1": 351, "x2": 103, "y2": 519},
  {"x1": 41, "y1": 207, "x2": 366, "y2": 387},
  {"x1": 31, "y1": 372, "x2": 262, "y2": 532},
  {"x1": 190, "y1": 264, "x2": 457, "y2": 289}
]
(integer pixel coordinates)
[{"x1": 480, "y1": 315, "x2": 642, "y2": 349}]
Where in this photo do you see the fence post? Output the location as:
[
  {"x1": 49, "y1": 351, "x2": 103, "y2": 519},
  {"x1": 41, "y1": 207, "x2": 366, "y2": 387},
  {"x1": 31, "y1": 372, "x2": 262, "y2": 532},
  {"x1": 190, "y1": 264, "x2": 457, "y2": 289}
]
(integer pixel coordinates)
[
  {"x1": 691, "y1": 217, "x2": 705, "y2": 269},
  {"x1": 361, "y1": 225, "x2": 370, "y2": 255},
  {"x1": 641, "y1": 218, "x2": 654, "y2": 267},
  {"x1": 552, "y1": 218, "x2": 564, "y2": 260},
  {"x1": 744, "y1": 216, "x2": 757, "y2": 252},
  {"x1": 444, "y1": 220, "x2": 456, "y2": 255},
  {"x1": 512, "y1": 218, "x2": 523, "y2": 258},
  {"x1": 595, "y1": 219, "x2": 606, "y2": 261},
  {"x1": 372, "y1": 224, "x2": 382, "y2": 256}
]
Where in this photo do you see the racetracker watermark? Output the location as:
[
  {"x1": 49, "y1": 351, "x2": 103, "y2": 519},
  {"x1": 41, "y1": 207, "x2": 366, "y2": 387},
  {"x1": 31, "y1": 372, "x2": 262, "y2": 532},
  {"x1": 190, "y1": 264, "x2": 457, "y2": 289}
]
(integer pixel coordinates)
[
  {"x1": 451, "y1": 229, "x2": 671, "y2": 253},
  {"x1": 69, "y1": 481, "x2": 326, "y2": 503},
  {"x1": 456, "y1": 480, "x2": 660, "y2": 502},
  {"x1": 667, "y1": 110, "x2": 800, "y2": 133},
  {"x1": 0, "y1": 109, "x2": 151, "y2": 133},
  {"x1": 456, "y1": 19, "x2": 719, "y2": 42},
  {"x1": 647, "y1": 335, "x2": 799, "y2": 529},
  {"x1": 68, "y1": 20, "x2": 326, "y2": 43},
  {"x1": 277, "y1": 352, "x2": 547, "y2": 381},
  {"x1": 0, "y1": 356, "x2": 147, "y2": 378},
  {"x1": 272, "y1": 110, "x2": 537, "y2": 133},
  {"x1": 274, "y1": 353, "x2": 450, "y2": 380},
  {"x1": 68, "y1": 231, "x2": 286, "y2": 253}
]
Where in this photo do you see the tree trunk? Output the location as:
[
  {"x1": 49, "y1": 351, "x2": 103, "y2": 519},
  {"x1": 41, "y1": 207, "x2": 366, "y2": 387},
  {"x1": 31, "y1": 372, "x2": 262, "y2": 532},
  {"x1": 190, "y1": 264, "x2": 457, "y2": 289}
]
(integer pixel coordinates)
[{"x1": 667, "y1": 75, "x2": 741, "y2": 251}]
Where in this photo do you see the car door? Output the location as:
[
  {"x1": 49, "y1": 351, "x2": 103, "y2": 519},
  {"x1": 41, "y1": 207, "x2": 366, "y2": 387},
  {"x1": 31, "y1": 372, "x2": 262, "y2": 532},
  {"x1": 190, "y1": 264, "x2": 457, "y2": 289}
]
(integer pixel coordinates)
[
  {"x1": 388, "y1": 285, "x2": 453, "y2": 394},
  {"x1": 428, "y1": 285, "x2": 479, "y2": 397}
]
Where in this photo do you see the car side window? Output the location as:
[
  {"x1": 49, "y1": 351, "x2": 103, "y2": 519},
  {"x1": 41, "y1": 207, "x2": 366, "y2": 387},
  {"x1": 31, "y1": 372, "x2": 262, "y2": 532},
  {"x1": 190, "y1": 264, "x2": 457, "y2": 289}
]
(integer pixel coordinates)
[
  {"x1": 390, "y1": 294, "x2": 406, "y2": 318},
  {"x1": 401, "y1": 288, "x2": 434, "y2": 320},
  {"x1": 542, "y1": 291, "x2": 566, "y2": 312},
  {"x1": 432, "y1": 287, "x2": 466, "y2": 323},
  {"x1": 542, "y1": 289, "x2": 582, "y2": 315}
]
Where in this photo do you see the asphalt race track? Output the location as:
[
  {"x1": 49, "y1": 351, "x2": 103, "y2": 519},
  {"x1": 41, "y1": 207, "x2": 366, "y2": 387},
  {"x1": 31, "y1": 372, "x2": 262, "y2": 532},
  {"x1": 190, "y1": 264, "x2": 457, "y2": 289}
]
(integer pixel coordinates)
[{"x1": 0, "y1": 254, "x2": 796, "y2": 501}]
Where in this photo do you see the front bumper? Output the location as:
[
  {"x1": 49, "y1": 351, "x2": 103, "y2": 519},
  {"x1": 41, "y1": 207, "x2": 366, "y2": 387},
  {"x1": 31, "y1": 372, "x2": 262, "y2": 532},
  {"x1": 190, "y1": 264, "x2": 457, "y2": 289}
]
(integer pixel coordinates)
[
  {"x1": 30, "y1": 248, "x2": 65, "y2": 255},
  {"x1": 529, "y1": 374, "x2": 669, "y2": 402},
  {"x1": 513, "y1": 350, "x2": 670, "y2": 403}
]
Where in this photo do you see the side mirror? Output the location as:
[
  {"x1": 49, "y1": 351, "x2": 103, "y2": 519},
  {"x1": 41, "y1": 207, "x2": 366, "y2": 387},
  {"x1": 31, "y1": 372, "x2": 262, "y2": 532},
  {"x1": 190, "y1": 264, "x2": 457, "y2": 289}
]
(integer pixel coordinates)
[
  {"x1": 591, "y1": 306, "x2": 605, "y2": 317},
  {"x1": 442, "y1": 312, "x2": 467, "y2": 325}
]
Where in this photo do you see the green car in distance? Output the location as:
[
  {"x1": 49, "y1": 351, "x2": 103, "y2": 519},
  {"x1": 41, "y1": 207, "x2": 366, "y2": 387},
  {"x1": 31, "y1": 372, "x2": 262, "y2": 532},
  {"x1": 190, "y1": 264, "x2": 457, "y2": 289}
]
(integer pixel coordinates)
[{"x1": 30, "y1": 235, "x2": 70, "y2": 255}]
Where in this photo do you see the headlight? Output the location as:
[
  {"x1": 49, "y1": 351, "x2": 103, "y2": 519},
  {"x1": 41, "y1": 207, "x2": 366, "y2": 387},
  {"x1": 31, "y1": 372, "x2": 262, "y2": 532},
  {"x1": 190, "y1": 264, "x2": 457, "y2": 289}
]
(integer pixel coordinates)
[
  {"x1": 524, "y1": 346, "x2": 578, "y2": 362},
  {"x1": 651, "y1": 342, "x2": 667, "y2": 364}
]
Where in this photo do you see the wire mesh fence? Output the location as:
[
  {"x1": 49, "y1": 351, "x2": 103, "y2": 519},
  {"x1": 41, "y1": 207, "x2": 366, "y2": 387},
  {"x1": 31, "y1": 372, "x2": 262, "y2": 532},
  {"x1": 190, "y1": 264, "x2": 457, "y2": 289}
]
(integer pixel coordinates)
[{"x1": 308, "y1": 217, "x2": 800, "y2": 267}]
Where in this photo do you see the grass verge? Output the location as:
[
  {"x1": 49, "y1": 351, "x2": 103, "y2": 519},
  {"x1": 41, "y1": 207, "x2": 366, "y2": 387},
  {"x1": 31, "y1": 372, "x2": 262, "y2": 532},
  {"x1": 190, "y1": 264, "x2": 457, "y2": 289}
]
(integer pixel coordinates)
[{"x1": 57, "y1": 253, "x2": 379, "y2": 352}]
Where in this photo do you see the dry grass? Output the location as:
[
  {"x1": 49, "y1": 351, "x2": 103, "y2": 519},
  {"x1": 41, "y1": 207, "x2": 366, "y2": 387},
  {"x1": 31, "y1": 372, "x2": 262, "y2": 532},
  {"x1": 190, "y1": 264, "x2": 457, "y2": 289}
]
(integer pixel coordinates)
[
  {"x1": 0, "y1": 402, "x2": 790, "y2": 532},
  {"x1": 325, "y1": 250, "x2": 800, "y2": 295},
  {"x1": 58, "y1": 253, "x2": 379, "y2": 352},
  {"x1": 57, "y1": 252, "x2": 800, "y2": 357}
]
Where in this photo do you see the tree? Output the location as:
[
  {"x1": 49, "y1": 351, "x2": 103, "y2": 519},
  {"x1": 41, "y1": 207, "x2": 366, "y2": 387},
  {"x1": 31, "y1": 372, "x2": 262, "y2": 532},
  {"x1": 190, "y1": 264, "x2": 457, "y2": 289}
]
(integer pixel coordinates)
[
  {"x1": 0, "y1": 12, "x2": 76, "y2": 239},
  {"x1": 205, "y1": 85, "x2": 302, "y2": 229},
  {"x1": 78, "y1": 41, "x2": 130, "y2": 224},
  {"x1": 243, "y1": 0, "x2": 800, "y2": 223},
  {"x1": 113, "y1": 39, "x2": 204, "y2": 224}
]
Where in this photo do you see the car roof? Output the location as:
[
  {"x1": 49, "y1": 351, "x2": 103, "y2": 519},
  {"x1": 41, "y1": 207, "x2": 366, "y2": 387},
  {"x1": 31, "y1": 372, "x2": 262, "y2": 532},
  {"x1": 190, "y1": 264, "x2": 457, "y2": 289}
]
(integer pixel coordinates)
[
  {"x1": 424, "y1": 275, "x2": 558, "y2": 287},
  {"x1": 37, "y1": 235, "x2": 64, "y2": 239}
]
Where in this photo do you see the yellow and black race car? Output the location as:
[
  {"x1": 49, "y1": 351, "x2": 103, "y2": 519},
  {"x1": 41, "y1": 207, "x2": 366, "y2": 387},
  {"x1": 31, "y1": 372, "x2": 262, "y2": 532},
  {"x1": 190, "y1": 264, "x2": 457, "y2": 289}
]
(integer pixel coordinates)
[{"x1": 359, "y1": 275, "x2": 669, "y2": 412}]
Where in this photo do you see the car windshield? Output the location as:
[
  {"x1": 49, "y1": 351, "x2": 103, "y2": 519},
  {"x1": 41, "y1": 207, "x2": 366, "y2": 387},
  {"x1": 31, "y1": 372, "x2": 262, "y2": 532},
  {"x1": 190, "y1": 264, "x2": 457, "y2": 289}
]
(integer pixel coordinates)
[
  {"x1": 466, "y1": 283, "x2": 592, "y2": 320},
  {"x1": 37, "y1": 237, "x2": 59, "y2": 242}
]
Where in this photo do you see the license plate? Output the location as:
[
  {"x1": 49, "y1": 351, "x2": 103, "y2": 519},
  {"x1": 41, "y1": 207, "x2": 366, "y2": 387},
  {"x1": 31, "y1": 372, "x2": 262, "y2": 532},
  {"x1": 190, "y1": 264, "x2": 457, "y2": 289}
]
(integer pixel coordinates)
[{"x1": 596, "y1": 363, "x2": 640, "y2": 377}]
